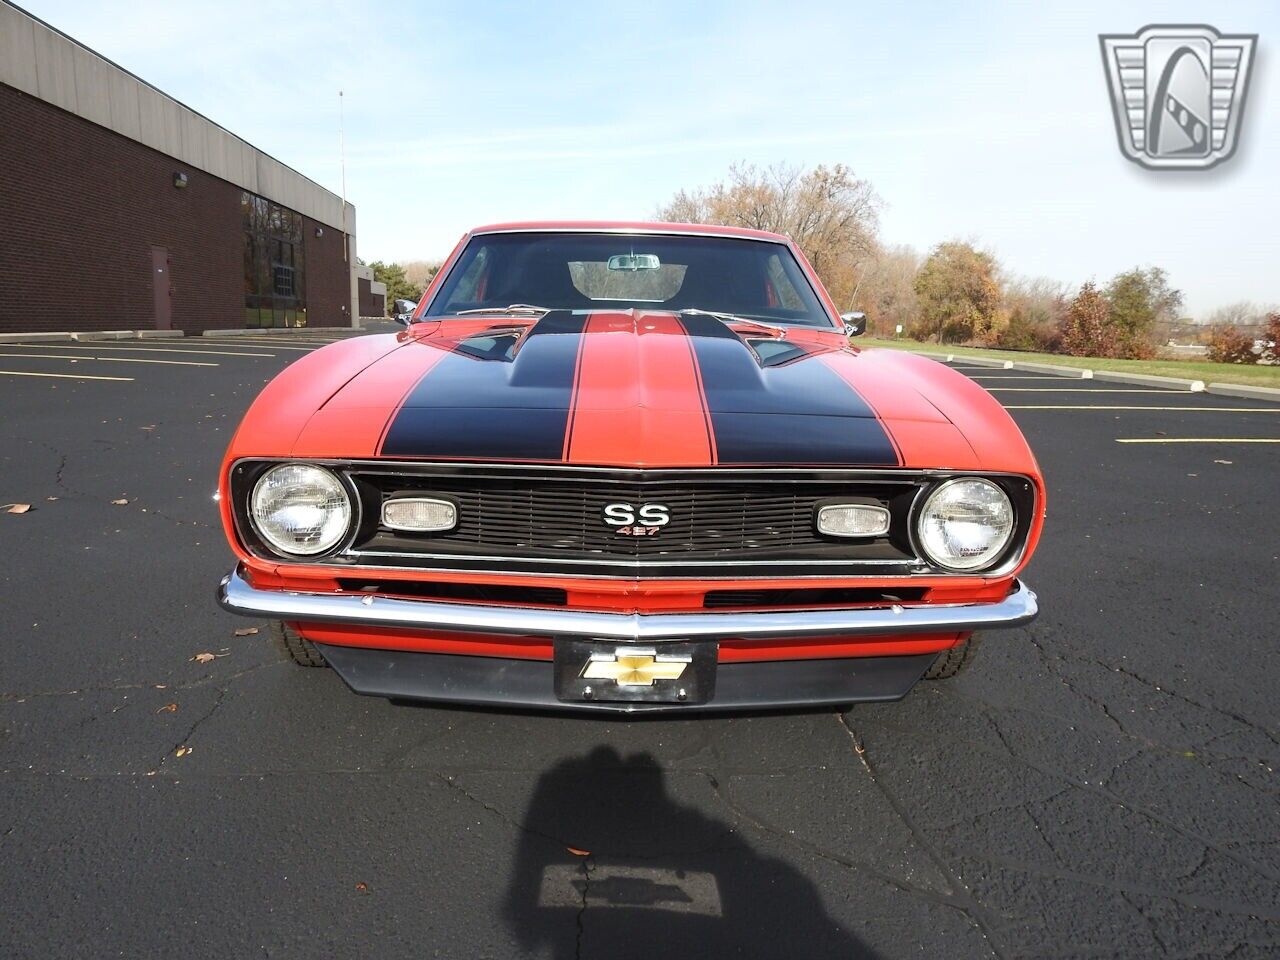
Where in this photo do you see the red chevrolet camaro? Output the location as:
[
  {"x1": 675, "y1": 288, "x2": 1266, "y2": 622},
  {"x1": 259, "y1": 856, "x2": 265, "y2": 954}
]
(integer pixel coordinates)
[{"x1": 217, "y1": 222, "x2": 1043, "y2": 713}]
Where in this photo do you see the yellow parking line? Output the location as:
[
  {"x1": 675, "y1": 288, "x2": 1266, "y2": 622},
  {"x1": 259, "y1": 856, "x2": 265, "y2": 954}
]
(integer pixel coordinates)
[
  {"x1": 1005, "y1": 405, "x2": 1280, "y2": 412},
  {"x1": 1116, "y1": 438, "x2": 1280, "y2": 444},
  {"x1": 0, "y1": 369, "x2": 133, "y2": 381},
  {"x1": 988, "y1": 388, "x2": 1172, "y2": 393},
  {"x1": 0, "y1": 352, "x2": 216, "y2": 367},
  {"x1": 1, "y1": 344, "x2": 274, "y2": 358}
]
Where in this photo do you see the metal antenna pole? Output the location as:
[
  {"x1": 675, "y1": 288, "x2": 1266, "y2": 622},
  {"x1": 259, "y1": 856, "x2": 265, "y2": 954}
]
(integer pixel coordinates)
[{"x1": 339, "y1": 90, "x2": 348, "y2": 260}]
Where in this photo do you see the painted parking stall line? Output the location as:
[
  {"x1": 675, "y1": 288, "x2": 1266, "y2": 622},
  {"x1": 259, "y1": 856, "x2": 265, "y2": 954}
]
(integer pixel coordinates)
[
  {"x1": 187, "y1": 340, "x2": 316, "y2": 352},
  {"x1": 0, "y1": 344, "x2": 278, "y2": 359},
  {"x1": 0, "y1": 369, "x2": 133, "y2": 381},
  {"x1": 1116, "y1": 438, "x2": 1280, "y2": 444},
  {"x1": 219, "y1": 337, "x2": 339, "y2": 348},
  {"x1": 970, "y1": 375, "x2": 1093, "y2": 381},
  {"x1": 0, "y1": 352, "x2": 217, "y2": 368},
  {"x1": 1004, "y1": 405, "x2": 1280, "y2": 413},
  {"x1": 986, "y1": 388, "x2": 1180, "y2": 393}
]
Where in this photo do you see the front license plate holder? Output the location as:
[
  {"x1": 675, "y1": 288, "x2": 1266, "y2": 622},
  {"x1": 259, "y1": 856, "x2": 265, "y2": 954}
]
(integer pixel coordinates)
[{"x1": 553, "y1": 639, "x2": 717, "y2": 704}]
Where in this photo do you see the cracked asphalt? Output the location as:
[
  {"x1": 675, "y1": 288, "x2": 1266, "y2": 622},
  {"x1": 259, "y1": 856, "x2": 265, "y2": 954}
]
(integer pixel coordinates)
[{"x1": 1, "y1": 336, "x2": 1278, "y2": 958}]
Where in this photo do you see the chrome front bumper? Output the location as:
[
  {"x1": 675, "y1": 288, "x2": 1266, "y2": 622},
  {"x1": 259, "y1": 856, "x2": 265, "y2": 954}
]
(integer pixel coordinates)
[{"x1": 217, "y1": 566, "x2": 1038, "y2": 643}]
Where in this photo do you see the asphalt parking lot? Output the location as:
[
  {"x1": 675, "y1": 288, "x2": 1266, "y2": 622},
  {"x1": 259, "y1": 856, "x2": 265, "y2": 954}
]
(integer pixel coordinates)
[{"x1": 1, "y1": 334, "x2": 1278, "y2": 959}]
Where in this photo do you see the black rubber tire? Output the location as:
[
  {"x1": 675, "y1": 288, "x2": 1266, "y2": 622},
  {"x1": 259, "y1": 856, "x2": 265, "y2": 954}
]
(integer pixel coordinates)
[
  {"x1": 923, "y1": 634, "x2": 983, "y2": 680},
  {"x1": 272, "y1": 620, "x2": 329, "y2": 668}
]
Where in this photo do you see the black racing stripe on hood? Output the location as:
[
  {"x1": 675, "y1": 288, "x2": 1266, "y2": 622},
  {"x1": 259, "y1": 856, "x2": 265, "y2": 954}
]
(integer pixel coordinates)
[
  {"x1": 380, "y1": 312, "x2": 587, "y2": 460},
  {"x1": 678, "y1": 314, "x2": 900, "y2": 466}
]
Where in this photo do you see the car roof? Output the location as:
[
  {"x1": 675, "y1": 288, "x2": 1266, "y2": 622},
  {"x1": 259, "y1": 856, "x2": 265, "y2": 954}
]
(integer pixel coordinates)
[{"x1": 468, "y1": 220, "x2": 792, "y2": 244}]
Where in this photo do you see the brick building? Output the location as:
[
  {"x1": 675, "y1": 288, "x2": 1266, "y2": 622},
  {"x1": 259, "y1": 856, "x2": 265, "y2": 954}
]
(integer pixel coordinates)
[
  {"x1": 0, "y1": 1, "x2": 361, "y2": 335},
  {"x1": 354, "y1": 263, "x2": 387, "y2": 320}
]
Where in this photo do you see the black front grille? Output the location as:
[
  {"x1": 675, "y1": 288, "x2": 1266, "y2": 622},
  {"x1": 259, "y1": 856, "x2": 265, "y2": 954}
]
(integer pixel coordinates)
[
  {"x1": 335, "y1": 578, "x2": 566, "y2": 606},
  {"x1": 703, "y1": 586, "x2": 928, "y2": 609},
  {"x1": 346, "y1": 469, "x2": 921, "y2": 573}
]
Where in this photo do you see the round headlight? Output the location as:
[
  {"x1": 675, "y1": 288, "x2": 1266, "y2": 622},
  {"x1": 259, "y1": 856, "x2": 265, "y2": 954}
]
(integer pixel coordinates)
[
  {"x1": 249, "y1": 464, "x2": 352, "y2": 557},
  {"x1": 916, "y1": 478, "x2": 1015, "y2": 572}
]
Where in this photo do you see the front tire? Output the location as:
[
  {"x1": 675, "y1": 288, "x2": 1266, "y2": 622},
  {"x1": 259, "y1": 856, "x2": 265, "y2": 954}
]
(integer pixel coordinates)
[
  {"x1": 923, "y1": 634, "x2": 983, "y2": 680},
  {"x1": 272, "y1": 620, "x2": 329, "y2": 668}
]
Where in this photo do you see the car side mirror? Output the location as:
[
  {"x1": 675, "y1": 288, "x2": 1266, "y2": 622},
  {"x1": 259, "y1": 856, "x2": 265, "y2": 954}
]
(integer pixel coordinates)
[{"x1": 841, "y1": 311, "x2": 866, "y2": 337}]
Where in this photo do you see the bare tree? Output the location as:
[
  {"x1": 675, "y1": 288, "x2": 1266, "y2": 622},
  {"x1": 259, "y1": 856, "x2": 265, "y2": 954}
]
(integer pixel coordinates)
[
  {"x1": 853, "y1": 244, "x2": 922, "y2": 336},
  {"x1": 402, "y1": 260, "x2": 444, "y2": 293},
  {"x1": 657, "y1": 162, "x2": 881, "y2": 309}
]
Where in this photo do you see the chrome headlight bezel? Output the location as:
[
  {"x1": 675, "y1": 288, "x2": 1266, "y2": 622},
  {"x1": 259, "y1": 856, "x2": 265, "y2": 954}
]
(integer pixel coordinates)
[
  {"x1": 247, "y1": 463, "x2": 356, "y2": 558},
  {"x1": 913, "y1": 476, "x2": 1017, "y2": 573}
]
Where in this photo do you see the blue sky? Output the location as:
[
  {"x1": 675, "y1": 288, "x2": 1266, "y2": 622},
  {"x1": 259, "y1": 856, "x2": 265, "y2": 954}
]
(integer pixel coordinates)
[{"x1": 23, "y1": 0, "x2": 1279, "y2": 317}]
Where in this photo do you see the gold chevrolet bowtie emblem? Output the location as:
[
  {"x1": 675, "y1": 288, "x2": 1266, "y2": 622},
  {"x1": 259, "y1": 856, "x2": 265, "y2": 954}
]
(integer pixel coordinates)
[{"x1": 582, "y1": 648, "x2": 690, "y2": 687}]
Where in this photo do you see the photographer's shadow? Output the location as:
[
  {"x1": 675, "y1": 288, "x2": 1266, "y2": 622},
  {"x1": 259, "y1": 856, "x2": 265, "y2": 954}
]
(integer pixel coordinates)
[{"x1": 504, "y1": 746, "x2": 874, "y2": 959}]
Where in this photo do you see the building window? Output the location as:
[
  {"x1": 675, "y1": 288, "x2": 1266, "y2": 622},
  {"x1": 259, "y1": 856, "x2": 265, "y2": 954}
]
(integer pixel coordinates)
[{"x1": 241, "y1": 192, "x2": 307, "y2": 327}]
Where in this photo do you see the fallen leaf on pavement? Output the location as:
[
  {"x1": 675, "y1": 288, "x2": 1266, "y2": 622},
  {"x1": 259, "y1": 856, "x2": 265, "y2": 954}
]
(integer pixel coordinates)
[
  {"x1": 233, "y1": 627, "x2": 259, "y2": 637},
  {"x1": 5, "y1": 504, "x2": 31, "y2": 514},
  {"x1": 566, "y1": 847, "x2": 591, "y2": 857},
  {"x1": 111, "y1": 498, "x2": 129, "y2": 505},
  {"x1": 354, "y1": 882, "x2": 369, "y2": 892},
  {"x1": 46, "y1": 496, "x2": 58, "y2": 501},
  {"x1": 156, "y1": 703, "x2": 178, "y2": 713},
  {"x1": 175, "y1": 746, "x2": 191, "y2": 758},
  {"x1": 191, "y1": 652, "x2": 228, "y2": 663}
]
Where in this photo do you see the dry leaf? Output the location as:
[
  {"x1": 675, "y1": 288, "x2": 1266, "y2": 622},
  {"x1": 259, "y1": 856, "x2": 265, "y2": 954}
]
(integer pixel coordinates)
[
  {"x1": 233, "y1": 627, "x2": 259, "y2": 637},
  {"x1": 354, "y1": 882, "x2": 369, "y2": 892},
  {"x1": 175, "y1": 746, "x2": 191, "y2": 758},
  {"x1": 190, "y1": 652, "x2": 228, "y2": 663},
  {"x1": 156, "y1": 703, "x2": 178, "y2": 714},
  {"x1": 566, "y1": 847, "x2": 591, "y2": 857},
  {"x1": 111, "y1": 498, "x2": 129, "y2": 505},
  {"x1": 5, "y1": 504, "x2": 31, "y2": 514}
]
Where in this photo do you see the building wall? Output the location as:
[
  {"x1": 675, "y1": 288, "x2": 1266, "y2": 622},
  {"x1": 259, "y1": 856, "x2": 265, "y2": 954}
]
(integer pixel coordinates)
[
  {"x1": 0, "y1": 82, "x2": 350, "y2": 334},
  {"x1": 0, "y1": 0, "x2": 352, "y2": 234},
  {"x1": 357, "y1": 276, "x2": 385, "y2": 317}
]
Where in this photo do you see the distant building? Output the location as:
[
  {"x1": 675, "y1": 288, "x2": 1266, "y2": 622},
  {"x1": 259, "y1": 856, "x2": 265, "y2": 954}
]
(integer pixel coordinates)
[
  {"x1": 0, "y1": 1, "x2": 360, "y2": 334},
  {"x1": 354, "y1": 263, "x2": 387, "y2": 319}
]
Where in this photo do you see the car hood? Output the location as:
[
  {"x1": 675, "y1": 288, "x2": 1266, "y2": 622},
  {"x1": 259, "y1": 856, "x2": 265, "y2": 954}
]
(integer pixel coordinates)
[{"x1": 280, "y1": 310, "x2": 1032, "y2": 472}]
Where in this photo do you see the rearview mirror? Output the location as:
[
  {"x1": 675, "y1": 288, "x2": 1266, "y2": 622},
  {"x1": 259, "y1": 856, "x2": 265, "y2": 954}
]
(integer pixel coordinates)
[
  {"x1": 840, "y1": 311, "x2": 866, "y2": 337},
  {"x1": 607, "y1": 253, "x2": 660, "y2": 272}
]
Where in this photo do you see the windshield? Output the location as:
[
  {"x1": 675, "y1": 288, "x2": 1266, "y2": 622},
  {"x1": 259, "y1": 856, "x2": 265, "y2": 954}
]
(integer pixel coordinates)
[{"x1": 425, "y1": 232, "x2": 835, "y2": 327}]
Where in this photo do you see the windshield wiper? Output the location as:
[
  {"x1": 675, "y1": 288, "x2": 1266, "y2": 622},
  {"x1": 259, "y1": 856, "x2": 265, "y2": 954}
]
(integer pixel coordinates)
[
  {"x1": 679, "y1": 308, "x2": 789, "y2": 337},
  {"x1": 453, "y1": 304, "x2": 554, "y2": 316}
]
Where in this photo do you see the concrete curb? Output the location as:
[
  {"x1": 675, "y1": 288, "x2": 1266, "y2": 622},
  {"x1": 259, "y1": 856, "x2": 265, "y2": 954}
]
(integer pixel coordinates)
[
  {"x1": 1205, "y1": 382, "x2": 1280, "y2": 401},
  {"x1": 0, "y1": 332, "x2": 75, "y2": 343},
  {"x1": 1091, "y1": 370, "x2": 1205, "y2": 392},
  {"x1": 903, "y1": 350, "x2": 1229, "y2": 392},
  {"x1": 1010, "y1": 362, "x2": 1092, "y2": 379},
  {"x1": 950, "y1": 356, "x2": 1015, "y2": 369},
  {"x1": 71, "y1": 330, "x2": 134, "y2": 341},
  {"x1": 0, "y1": 330, "x2": 186, "y2": 343}
]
